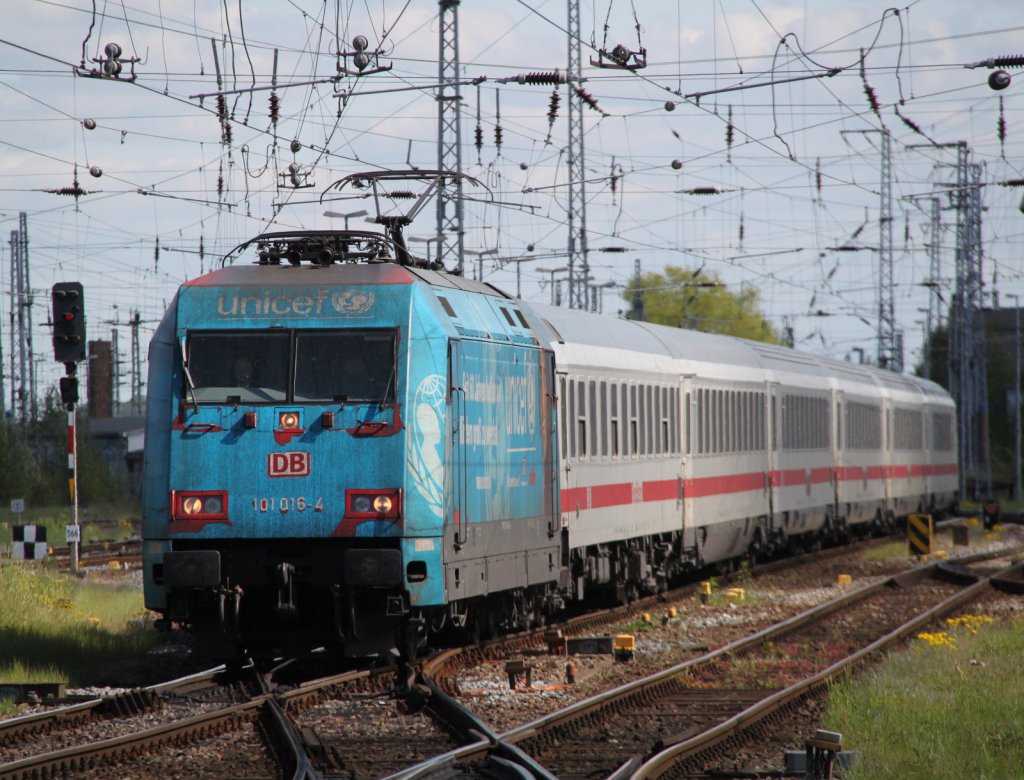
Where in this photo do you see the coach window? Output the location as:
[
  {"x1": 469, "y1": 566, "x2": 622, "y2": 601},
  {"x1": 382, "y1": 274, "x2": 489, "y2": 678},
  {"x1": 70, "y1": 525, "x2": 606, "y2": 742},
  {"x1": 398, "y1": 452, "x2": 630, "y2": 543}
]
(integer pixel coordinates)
[
  {"x1": 630, "y1": 385, "x2": 638, "y2": 456},
  {"x1": 718, "y1": 390, "x2": 726, "y2": 454},
  {"x1": 708, "y1": 389, "x2": 716, "y2": 454},
  {"x1": 622, "y1": 382, "x2": 630, "y2": 456},
  {"x1": 653, "y1": 385, "x2": 662, "y2": 455},
  {"x1": 729, "y1": 391, "x2": 737, "y2": 452},
  {"x1": 599, "y1": 381, "x2": 608, "y2": 457},
  {"x1": 610, "y1": 383, "x2": 619, "y2": 457},
  {"x1": 771, "y1": 396, "x2": 778, "y2": 450},
  {"x1": 580, "y1": 381, "x2": 591, "y2": 458},
  {"x1": 836, "y1": 402, "x2": 842, "y2": 450},
  {"x1": 667, "y1": 386, "x2": 675, "y2": 452},
  {"x1": 568, "y1": 379, "x2": 576, "y2": 459},
  {"x1": 636, "y1": 384, "x2": 645, "y2": 455},
  {"x1": 559, "y1": 377, "x2": 568, "y2": 459},
  {"x1": 684, "y1": 391, "x2": 691, "y2": 454},
  {"x1": 589, "y1": 381, "x2": 598, "y2": 458}
]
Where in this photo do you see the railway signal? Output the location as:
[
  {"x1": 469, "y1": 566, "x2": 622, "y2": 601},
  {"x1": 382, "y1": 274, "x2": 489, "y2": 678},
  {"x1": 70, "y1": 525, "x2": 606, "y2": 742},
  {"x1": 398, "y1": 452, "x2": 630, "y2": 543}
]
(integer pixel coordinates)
[
  {"x1": 51, "y1": 281, "x2": 85, "y2": 574},
  {"x1": 51, "y1": 282, "x2": 86, "y2": 364}
]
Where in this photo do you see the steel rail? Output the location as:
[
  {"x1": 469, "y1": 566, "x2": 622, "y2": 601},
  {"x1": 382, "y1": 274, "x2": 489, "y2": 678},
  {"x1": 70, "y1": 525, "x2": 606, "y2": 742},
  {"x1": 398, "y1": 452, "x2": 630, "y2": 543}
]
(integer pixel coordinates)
[
  {"x1": 381, "y1": 549, "x2": 1018, "y2": 779},
  {"x1": 0, "y1": 665, "x2": 375, "y2": 779},
  {"x1": 0, "y1": 665, "x2": 225, "y2": 746},
  {"x1": 629, "y1": 561, "x2": 1023, "y2": 779}
]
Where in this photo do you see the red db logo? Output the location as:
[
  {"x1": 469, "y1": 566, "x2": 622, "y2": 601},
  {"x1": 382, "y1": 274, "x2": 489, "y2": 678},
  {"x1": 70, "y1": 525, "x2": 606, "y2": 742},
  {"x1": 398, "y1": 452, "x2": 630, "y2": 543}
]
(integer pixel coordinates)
[{"x1": 268, "y1": 452, "x2": 310, "y2": 477}]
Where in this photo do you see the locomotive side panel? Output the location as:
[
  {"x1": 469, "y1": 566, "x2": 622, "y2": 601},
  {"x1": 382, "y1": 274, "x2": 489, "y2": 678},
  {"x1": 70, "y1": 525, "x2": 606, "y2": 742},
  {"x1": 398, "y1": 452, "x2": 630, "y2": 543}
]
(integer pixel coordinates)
[{"x1": 438, "y1": 287, "x2": 560, "y2": 602}]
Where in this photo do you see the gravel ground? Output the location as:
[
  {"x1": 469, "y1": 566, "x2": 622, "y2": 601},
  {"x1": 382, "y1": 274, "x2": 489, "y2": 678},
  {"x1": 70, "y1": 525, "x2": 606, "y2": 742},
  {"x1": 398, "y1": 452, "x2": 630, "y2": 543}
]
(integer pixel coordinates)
[{"x1": 452, "y1": 529, "x2": 1024, "y2": 742}]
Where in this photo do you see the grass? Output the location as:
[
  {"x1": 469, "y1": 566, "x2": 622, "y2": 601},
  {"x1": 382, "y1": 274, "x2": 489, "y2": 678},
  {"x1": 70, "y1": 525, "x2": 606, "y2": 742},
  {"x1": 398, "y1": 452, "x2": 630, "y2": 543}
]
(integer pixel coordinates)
[
  {"x1": 0, "y1": 561, "x2": 155, "y2": 715},
  {"x1": 0, "y1": 501, "x2": 138, "y2": 549},
  {"x1": 824, "y1": 613, "x2": 1024, "y2": 779},
  {"x1": 862, "y1": 540, "x2": 913, "y2": 562}
]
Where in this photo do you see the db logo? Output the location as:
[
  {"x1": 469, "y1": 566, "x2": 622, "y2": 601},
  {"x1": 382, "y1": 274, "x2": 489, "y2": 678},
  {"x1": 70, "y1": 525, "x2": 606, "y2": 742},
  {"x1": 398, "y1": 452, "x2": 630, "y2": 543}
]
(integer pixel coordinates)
[{"x1": 268, "y1": 452, "x2": 310, "y2": 478}]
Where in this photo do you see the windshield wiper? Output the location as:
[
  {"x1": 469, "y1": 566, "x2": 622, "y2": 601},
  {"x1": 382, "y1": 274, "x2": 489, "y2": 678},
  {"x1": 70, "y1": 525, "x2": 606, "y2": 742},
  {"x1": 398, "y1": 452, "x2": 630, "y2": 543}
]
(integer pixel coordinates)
[{"x1": 180, "y1": 337, "x2": 198, "y2": 406}]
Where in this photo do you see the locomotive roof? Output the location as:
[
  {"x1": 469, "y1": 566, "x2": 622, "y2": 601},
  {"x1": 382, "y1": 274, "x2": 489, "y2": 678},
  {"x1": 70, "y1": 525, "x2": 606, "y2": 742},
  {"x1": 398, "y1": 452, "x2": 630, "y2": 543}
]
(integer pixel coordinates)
[{"x1": 182, "y1": 260, "x2": 513, "y2": 300}]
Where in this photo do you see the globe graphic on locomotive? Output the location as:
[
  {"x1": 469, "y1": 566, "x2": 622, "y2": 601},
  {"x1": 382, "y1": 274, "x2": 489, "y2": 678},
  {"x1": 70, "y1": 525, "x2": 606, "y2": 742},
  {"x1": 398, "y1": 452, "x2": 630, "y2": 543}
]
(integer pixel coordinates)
[{"x1": 409, "y1": 373, "x2": 446, "y2": 518}]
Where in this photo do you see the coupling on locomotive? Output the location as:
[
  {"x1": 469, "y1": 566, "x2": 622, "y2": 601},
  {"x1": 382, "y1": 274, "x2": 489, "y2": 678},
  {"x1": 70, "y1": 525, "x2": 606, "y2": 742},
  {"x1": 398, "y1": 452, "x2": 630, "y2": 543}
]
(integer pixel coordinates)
[{"x1": 142, "y1": 222, "x2": 958, "y2": 660}]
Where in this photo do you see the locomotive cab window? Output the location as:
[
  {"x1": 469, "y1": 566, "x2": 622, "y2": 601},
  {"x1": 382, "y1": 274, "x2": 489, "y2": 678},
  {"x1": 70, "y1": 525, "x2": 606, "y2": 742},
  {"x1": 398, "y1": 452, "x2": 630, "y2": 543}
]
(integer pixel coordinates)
[{"x1": 185, "y1": 328, "x2": 397, "y2": 405}]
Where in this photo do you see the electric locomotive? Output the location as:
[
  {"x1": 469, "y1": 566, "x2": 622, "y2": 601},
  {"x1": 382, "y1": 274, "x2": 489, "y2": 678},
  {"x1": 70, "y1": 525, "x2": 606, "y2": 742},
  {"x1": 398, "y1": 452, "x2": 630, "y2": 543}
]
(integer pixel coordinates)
[
  {"x1": 143, "y1": 224, "x2": 958, "y2": 660},
  {"x1": 142, "y1": 229, "x2": 563, "y2": 658}
]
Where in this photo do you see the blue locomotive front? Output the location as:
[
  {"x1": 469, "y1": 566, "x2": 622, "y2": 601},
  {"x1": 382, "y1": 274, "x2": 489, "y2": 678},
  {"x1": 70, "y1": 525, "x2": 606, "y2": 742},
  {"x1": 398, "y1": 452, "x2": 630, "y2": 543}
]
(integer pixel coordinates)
[{"x1": 142, "y1": 232, "x2": 562, "y2": 658}]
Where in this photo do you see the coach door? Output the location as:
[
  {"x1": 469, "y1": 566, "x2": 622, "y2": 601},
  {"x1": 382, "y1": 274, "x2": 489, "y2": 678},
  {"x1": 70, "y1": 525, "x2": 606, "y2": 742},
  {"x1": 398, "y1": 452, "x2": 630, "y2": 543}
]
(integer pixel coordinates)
[
  {"x1": 832, "y1": 390, "x2": 843, "y2": 520},
  {"x1": 766, "y1": 382, "x2": 781, "y2": 526},
  {"x1": 679, "y1": 376, "x2": 692, "y2": 534},
  {"x1": 448, "y1": 341, "x2": 468, "y2": 548}
]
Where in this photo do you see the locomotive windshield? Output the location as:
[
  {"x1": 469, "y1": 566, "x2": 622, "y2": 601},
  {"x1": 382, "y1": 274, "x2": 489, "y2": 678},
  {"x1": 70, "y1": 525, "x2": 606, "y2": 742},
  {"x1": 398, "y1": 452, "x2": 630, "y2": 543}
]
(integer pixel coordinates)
[{"x1": 185, "y1": 328, "x2": 396, "y2": 404}]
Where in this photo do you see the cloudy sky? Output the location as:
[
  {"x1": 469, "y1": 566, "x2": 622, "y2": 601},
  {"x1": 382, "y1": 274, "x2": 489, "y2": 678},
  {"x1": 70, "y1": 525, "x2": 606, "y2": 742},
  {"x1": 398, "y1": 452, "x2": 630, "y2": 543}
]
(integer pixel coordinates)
[{"x1": 1, "y1": 1, "x2": 1021, "y2": 404}]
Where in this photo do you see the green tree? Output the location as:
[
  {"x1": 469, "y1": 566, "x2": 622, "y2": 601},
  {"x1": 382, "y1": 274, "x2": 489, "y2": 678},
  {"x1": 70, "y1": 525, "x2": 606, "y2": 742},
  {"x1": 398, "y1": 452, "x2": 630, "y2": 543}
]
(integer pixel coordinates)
[{"x1": 623, "y1": 266, "x2": 782, "y2": 344}]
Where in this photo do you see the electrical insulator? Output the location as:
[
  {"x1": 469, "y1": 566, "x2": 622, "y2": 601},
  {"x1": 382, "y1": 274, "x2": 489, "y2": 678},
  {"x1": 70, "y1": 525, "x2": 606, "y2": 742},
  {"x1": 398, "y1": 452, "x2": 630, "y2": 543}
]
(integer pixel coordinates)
[
  {"x1": 547, "y1": 90, "x2": 561, "y2": 120},
  {"x1": 671, "y1": 160, "x2": 682, "y2": 170},
  {"x1": 89, "y1": 166, "x2": 102, "y2": 178},
  {"x1": 352, "y1": 35, "x2": 369, "y2": 51},
  {"x1": 290, "y1": 139, "x2": 301, "y2": 154},
  {"x1": 353, "y1": 52, "x2": 370, "y2": 71},
  {"x1": 665, "y1": 101, "x2": 676, "y2": 111},
  {"x1": 494, "y1": 124, "x2": 503, "y2": 149},
  {"x1": 515, "y1": 71, "x2": 565, "y2": 85},
  {"x1": 574, "y1": 86, "x2": 603, "y2": 114},
  {"x1": 475, "y1": 125, "x2": 483, "y2": 152},
  {"x1": 269, "y1": 93, "x2": 281, "y2": 124},
  {"x1": 82, "y1": 118, "x2": 96, "y2": 130}
]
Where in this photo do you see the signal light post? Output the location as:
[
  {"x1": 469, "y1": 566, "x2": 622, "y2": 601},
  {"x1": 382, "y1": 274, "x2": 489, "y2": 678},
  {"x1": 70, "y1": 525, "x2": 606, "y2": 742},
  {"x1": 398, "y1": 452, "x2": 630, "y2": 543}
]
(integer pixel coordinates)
[{"x1": 51, "y1": 282, "x2": 85, "y2": 574}]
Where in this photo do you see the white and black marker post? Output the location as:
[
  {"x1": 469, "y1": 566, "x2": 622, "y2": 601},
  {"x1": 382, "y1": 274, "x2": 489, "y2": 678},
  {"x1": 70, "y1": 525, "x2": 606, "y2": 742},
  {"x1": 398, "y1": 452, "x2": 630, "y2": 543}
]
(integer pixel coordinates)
[{"x1": 52, "y1": 282, "x2": 86, "y2": 574}]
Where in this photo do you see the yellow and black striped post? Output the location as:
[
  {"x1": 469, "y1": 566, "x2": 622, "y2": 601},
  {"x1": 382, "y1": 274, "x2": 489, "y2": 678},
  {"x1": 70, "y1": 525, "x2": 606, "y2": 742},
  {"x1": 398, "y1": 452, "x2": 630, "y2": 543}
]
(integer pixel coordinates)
[{"x1": 907, "y1": 513, "x2": 933, "y2": 557}]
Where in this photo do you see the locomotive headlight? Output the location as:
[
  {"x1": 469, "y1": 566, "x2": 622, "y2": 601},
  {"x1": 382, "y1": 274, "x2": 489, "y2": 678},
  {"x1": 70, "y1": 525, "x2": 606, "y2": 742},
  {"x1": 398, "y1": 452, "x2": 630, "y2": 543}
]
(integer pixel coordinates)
[
  {"x1": 279, "y1": 411, "x2": 301, "y2": 429},
  {"x1": 346, "y1": 489, "x2": 401, "y2": 519},
  {"x1": 172, "y1": 490, "x2": 229, "y2": 521}
]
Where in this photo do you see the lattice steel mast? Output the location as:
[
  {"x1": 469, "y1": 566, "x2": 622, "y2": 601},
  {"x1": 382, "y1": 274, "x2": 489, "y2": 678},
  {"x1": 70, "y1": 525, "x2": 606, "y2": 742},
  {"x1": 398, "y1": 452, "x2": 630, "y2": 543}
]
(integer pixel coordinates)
[
  {"x1": 947, "y1": 143, "x2": 991, "y2": 498},
  {"x1": 436, "y1": 0, "x2": 466, "y2": 276},
  {"x1": 566, "y1": 0, "x2": 590, "y2": 309}
]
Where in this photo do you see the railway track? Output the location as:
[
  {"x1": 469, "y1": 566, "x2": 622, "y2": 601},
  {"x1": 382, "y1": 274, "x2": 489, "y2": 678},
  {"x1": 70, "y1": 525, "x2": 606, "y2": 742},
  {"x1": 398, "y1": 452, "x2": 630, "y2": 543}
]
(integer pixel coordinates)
[
  {"x1": 0, "y1": 662, "x2": 377, "y2": 779},
  {"x1": 381, "y1": 549, "x2": 1022, "y2": 780}
]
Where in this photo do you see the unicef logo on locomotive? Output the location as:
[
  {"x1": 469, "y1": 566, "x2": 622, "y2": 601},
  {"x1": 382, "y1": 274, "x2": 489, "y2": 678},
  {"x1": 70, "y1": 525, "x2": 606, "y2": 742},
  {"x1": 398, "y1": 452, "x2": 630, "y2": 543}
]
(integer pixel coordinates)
[
  {"x1": 215, "y1": 288, "x2": 375, "y2": 317},
  {"x1": 330, "y1": 289, "x2": 375, "y2": 315},
  {"x1": 408, "y1": 374, "x2": 446, "y2": 518}
]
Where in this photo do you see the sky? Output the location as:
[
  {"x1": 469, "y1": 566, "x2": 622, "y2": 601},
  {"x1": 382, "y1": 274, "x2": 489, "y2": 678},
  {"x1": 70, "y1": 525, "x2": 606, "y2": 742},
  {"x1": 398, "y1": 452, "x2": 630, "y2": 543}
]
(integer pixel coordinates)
[{"x1": 1, "y1": 0, "x2": 1022, "y2": 410}]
